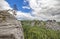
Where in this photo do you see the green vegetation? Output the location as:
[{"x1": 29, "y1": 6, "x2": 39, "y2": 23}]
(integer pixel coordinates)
[
  {"x1": 23, "y1": 26, "x2": 60, "y2": 39},
  {"x1": 21, "y1": 20, "x2": 46, "y2": 27},
  {"x1": 22, "y1": 20, "x2": 60, "y2": 39},
  {"x1": 57, "y1": 22, "x2": 60, "y2": 25}
]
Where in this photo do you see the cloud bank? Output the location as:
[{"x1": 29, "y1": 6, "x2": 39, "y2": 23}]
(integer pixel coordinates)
[
  {"x1": 0, "y1": 0, "x2": 60, "y2": 21},
  {"x1": 27, "y1": 0, "x2": 60, "y2": 21}
]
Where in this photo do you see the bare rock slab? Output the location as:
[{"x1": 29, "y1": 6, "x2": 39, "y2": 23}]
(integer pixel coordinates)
[{"x1": 0, "y1": 10, "x2": 24, "y2": 39}]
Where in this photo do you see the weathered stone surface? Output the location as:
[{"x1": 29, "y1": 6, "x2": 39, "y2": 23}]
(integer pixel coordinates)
[
  {"x1": 0, "y1": 10, "x2": 24, "y2": 39},
  {"x1": 46, "y1": 20, "x2": 60, "y2": 30}
]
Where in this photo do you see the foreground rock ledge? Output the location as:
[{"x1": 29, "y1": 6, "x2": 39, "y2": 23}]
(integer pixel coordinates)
[{"x1": 0, "y1": 10, "x2": 24, "y2": 39}]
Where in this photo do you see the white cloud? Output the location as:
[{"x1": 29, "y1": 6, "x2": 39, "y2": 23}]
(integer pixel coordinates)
[
  {"x1": 16, "y1": 11, "x2": 34, "y2": 20},
  {"x1": 0, "y1": 0, "x2": 12, "y2": 10},
  {"x1": 16, "y1": 11, "x2": 48, "y2": 20},
  {"x1": 27, "y1": 0, "x2": 60, "y2": 21},
  {"x1": 22, "y1": 6, "x2": 30, "y2": 9}
]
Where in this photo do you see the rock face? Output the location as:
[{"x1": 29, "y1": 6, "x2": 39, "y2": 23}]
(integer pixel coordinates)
[
  {"x1": 46, "y1": 20, "x2": 60, "y2": 30},
  {"x1": 0, "y1": 10, "x2": 24, "y2": 39}
]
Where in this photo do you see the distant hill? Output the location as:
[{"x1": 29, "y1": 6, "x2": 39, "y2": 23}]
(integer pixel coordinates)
[{"x1": 21, "y1": 20, "x2": 60, "y2": 31}]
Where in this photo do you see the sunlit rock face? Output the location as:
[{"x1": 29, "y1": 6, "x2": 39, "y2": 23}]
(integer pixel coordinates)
[{"x1": 0, "y1": 10, "x2": 24, "y2": 39}]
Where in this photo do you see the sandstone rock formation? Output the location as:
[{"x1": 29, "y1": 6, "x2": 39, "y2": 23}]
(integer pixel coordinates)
[{"x1": 0, "y1": 10, "x2": 24, "y2": 39}]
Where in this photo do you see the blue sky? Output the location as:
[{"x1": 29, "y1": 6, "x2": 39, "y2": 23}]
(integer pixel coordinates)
[
  {"x1": 3, "y1": 0, "x2": 60, "y2": 21},
  {"x1": 6, "y1": 0, "x2": 32, "y2": 13}
]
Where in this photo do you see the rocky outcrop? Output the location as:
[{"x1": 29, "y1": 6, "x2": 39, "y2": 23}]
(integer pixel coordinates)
[
  {"x1": 46, "y1": 20, "x2": 60, "y2": 30},
  {"x1": 0, "y1": 10, "x2": 24, "y2": 39}
]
